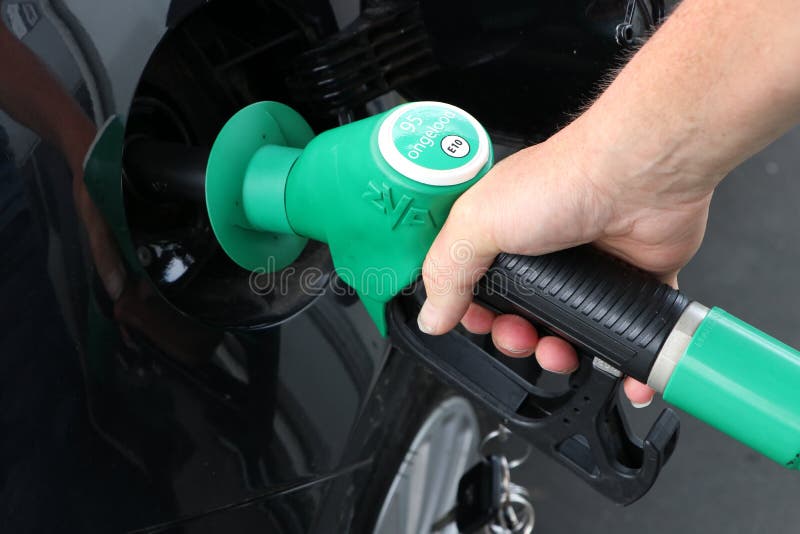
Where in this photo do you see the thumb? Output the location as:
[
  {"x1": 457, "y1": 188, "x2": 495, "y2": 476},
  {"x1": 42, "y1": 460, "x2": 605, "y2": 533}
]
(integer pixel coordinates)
[{"x1": 418, "y1": 197, "x2": 498, "y2": 335}]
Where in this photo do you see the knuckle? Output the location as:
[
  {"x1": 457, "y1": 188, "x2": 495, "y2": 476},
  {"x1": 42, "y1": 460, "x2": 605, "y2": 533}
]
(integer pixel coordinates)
[
  {"x1": 449, "y1": 196, "x2": 478, "y2": 227},
  {"x1": 420, "y1": 264, "x2": 443, "y2": 287}
]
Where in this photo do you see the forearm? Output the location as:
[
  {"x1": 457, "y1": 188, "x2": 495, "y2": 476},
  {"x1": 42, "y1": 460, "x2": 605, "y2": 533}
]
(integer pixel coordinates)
[
  {"x1": 567, "y1": 0, "x2": 800, "y2": 201},
  {"x1": 0, "y1": 26, "x2": 95, "y2": 172}
]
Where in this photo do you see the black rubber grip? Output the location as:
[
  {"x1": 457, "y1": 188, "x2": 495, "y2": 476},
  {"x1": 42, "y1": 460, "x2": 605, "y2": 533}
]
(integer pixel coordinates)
[{"x1": 476, "y1": 245, "x2": 690, "y2": 382}]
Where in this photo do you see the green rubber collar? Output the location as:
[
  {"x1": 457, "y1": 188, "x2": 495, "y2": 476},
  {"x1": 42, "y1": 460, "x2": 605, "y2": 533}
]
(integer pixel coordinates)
[{"x1": 205, "y1": 102, "x2": 314, "y2": 272}]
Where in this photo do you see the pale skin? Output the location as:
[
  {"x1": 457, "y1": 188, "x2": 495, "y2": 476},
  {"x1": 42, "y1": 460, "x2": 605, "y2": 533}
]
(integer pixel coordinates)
[{"x1": 418, "y1": 0, "x2": 800, "y2": 406}]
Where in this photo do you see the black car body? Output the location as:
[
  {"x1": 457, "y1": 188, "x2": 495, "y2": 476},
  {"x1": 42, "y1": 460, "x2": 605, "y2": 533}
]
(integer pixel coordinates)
[{"x1": 0, "y1": 0, "x2": 664, "y2": 531}]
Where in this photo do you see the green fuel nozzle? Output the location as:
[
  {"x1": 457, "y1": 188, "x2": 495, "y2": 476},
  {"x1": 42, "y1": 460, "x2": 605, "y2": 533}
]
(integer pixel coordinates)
[
  {"x1": 204, "y1": 100, "x2": 800, "y2": 472},
  {"x1": 205, "y1": 101, "x2": 493, "y2": 334}
]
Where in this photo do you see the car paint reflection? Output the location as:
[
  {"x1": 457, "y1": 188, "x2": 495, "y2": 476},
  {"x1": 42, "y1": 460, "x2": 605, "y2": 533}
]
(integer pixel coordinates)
[{"x1": 0, "y1": 7, "x2": 389, "y2": 531}]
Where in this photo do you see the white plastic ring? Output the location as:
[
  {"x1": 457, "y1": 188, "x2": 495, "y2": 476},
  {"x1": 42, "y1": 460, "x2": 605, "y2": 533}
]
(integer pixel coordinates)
[{"x1": 377, "y1": 101, "x2": 490, "y2": 186}]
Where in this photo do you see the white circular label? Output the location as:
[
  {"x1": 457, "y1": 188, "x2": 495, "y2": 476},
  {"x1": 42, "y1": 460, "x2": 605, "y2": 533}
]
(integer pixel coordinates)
[
  {"x1": 440, "y1": 135, "x2": 470, "y2": 158},
  {"x1": 377, "y1": 101, "x2": 490, "y2": 187}
]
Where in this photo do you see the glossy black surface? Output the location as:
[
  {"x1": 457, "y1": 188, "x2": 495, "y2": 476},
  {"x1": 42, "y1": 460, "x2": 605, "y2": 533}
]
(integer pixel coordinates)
[
  {"x1": 0, "y1": 0, "x2": 638, "y2": 531},
  {"x1": 410, "y1": 0, "x2": 675, "y2": 142},
  {"x1": 0, "y1": 2, "x2": 390, "y2": 531}
]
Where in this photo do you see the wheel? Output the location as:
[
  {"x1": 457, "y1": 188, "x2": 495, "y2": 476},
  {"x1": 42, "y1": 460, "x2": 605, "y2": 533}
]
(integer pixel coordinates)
[{"x1": 372, "y1": 395, "x2": 481, "y2": 533}]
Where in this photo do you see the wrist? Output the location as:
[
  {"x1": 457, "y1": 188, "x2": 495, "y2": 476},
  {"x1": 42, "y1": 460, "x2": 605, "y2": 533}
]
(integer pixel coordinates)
[{"x1": 560, "y1": 104, "x2": 722, "y2": 210}]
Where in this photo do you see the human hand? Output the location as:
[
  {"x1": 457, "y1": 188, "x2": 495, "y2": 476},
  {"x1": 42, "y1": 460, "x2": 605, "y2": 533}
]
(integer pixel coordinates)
[{"x1": 417, "y1": 123, "x2": 716, "y2": 406}]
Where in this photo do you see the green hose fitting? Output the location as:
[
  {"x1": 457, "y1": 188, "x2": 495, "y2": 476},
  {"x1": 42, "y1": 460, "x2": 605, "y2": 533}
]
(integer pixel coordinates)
[
  {"x1": 663, "y1": 307, "x2": 800, "y2": 467},
  {"x1": 206, "y1": 101, "x2": 493, "y2": 333}
]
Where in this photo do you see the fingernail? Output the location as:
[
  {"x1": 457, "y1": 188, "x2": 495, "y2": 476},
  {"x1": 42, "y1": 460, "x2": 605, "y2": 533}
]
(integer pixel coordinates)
[
  {"x1": 498, "y1": 344, "x2": 534, "y2": 356},
  {"x1": 417, "y1": 301, "x2": 438, "y2": 334},
  {"x1": 631, "y1": 398, "x2": 653, "y2": 409},
  {"x1": 550, "y1": 364, "x2": 579, "y2": 375}
]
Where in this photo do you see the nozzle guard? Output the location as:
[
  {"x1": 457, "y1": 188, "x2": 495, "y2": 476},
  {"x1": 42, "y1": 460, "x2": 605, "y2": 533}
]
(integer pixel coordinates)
[{"x1": 205, "y1": 101, "x2": 314, "y2": 271}]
